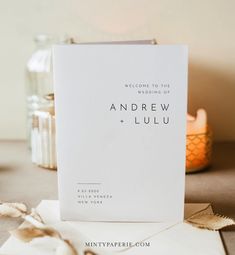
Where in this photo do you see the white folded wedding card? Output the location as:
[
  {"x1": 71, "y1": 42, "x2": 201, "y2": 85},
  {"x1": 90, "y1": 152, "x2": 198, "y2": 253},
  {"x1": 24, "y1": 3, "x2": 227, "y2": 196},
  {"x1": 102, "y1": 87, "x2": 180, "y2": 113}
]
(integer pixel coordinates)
[
  {"x1": 53, "y1": 44, "x2": 188, "y2": 221},
  {"x1": 0, "y1": 200, "x2": 225, "y2": 255}
]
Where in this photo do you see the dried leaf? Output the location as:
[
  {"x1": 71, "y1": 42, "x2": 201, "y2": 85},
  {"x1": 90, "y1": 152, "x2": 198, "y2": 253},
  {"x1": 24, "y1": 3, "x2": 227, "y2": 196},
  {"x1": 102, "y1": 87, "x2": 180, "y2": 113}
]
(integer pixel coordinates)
[
  {"x1": 186, "y1": 213, "x2": 235, "y2": 230},
  {"x1": 56, "y1": 239, "x2": 78, "y2": 255},
  {"x1": 10, "y1": 227, "x2": 61, "y2": 242},
  {"x1": 0, "y1": 202, "x2": 27, "y2": 217}
]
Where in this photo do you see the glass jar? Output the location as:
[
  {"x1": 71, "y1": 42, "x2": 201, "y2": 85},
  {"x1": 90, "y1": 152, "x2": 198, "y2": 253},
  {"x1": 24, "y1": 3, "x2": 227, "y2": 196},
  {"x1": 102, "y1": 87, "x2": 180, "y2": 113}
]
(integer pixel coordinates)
[
  {"x1": 26, "y1": 35, "x2": 54, "y2": 143},
  {"x1": 26, "y1": 34, "x2": 69, "y2": 146},
  {"x1": 31, "y1": 94, "x2": 57, "y2": 170}
]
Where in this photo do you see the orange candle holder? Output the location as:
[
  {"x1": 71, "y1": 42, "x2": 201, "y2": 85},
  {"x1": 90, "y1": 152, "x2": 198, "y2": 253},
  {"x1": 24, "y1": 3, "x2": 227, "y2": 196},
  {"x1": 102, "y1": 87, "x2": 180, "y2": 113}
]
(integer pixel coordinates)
[{"x1": 186, "y1": 128, "x2": 212, "y2": 173}]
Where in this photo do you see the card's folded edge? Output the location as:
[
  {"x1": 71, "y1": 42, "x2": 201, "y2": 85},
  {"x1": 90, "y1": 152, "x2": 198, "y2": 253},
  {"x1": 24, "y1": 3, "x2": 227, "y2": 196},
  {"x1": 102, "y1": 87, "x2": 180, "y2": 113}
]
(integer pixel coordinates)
[{"x1": 65, "y1": 39, "x2": 158, "y2": 45}]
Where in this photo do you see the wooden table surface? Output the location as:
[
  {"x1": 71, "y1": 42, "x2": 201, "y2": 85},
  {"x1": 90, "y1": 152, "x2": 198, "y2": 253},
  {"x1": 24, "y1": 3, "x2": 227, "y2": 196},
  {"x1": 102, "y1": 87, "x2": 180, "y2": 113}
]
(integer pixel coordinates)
[{"x1": 0, "y1": 141, "x2": 234, "y2": 254}]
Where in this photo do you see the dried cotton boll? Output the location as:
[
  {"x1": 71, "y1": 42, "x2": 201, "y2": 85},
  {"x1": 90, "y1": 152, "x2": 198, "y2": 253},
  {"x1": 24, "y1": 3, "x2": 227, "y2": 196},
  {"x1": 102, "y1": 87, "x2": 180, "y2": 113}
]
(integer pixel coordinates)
[
  {"x1": 10, "y1": 226, "x2": 61, "y2": 242},
  {"x1": 84, "y1": 250, "x2": 97, "y2": 255},
  {"x1": 30, "y1": 208, "x2": 44, "y2": 223},
  {"x1": 0, "y1": 202, "x2": 27, "y2": 217},
  {"x1": 56, "y1": 239, "x2": 78, "y2": 255},
  {"x1": 10, "y1": 227, "x2": 47, "y2": 242}
]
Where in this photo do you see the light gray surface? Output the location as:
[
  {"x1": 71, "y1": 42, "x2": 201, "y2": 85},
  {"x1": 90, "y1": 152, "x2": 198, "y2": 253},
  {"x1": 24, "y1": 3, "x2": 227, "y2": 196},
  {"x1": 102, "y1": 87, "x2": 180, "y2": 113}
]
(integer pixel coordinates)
[
  {"x1": 0, "y1": 141, "x2": 57, "y2": 244},
  {"x1": 0, "y1": 141, "x2": 234, "y2": 254}
]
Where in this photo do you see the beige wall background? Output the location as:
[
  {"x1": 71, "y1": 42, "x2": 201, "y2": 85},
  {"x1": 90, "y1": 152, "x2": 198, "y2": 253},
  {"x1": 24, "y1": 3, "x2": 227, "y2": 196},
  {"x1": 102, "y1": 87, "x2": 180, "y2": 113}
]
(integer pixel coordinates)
[{"x1": 0, "y1": 0, "x2": 234, "y2": 141}]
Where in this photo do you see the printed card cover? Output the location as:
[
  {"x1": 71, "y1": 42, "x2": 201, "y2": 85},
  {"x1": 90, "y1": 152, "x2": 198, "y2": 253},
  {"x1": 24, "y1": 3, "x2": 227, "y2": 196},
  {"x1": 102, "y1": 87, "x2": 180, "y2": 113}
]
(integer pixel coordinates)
[{"x1": 53, "y1": 44, "x2": 188, "y2": 222}]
